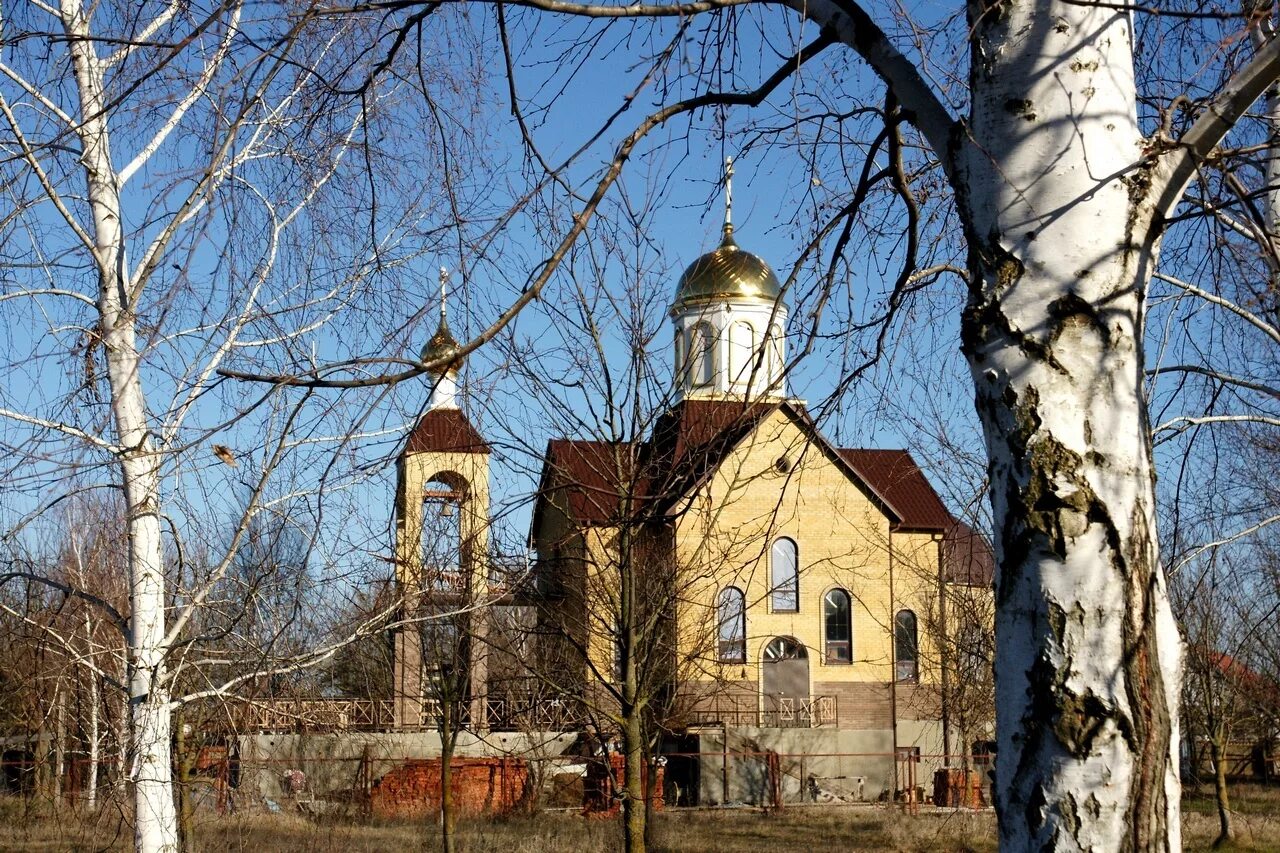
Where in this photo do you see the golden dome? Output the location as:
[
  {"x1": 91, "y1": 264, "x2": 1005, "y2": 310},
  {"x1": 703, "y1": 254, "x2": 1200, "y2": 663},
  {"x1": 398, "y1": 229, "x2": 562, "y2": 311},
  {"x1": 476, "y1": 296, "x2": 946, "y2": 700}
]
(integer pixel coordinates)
[
  {"x1": 673, "y1": 225, "x2": 781, "y2": 310},
  {"x1": 420, "y1": 316, "x2": 461, "y2": 374}
]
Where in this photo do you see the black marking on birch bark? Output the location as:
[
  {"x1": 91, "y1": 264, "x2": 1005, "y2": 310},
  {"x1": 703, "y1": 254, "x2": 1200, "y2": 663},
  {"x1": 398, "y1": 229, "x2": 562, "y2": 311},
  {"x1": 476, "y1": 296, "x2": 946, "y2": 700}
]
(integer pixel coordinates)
[
  {"x1": 988, "y1": 384, "x2": 1040, "y2": 607},
  {"x1": 961, "y1": 241, "x2": 1068, "y2": 373},
  {"x1": 1060, "y1": 793, "x2": 1082, "y2": 840},
  {"x1": 1026, "y1": 782, "x2": 1048, "y2": 834},
  {"x1": 991, "y1": 369, "x2": 1171, "y2": 851},
  {"x1": 1121, "y1": 163, "x2": 1155, "y2": 209},
  {"x1": 1086, "y1": 791, "x2": 1103, "y2": 820},
  {"x1": 1055, "y1": 688, "x2": 1127, "y2": 759},
  {"x1": 1004, "y1": 98, "x2": 1037, "y2": 122},
  {"x1": 1047, "y1": 292, "x2": 1111, "y2": 347}
]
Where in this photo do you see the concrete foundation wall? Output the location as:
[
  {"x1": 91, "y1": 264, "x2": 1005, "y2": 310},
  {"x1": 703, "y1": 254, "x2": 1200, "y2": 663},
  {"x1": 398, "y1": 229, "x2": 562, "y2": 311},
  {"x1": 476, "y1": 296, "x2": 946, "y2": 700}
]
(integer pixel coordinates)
[
  {"x1": 238, "y1": 731, "x2": 577, "y2": 803},
  {"x1": 690, "y1": 726, "x2": 895, "y2": 805},
  {"x1": 896, "y1": 719, "x2": 946, "y2": 788}
]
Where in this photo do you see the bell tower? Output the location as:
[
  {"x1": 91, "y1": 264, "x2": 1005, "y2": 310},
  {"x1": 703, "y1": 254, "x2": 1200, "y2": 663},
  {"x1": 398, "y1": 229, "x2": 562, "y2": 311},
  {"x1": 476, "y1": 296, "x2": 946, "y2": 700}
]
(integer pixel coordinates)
[{"x1": 393, "y1": 268, "x2": 491, "y2": 731}]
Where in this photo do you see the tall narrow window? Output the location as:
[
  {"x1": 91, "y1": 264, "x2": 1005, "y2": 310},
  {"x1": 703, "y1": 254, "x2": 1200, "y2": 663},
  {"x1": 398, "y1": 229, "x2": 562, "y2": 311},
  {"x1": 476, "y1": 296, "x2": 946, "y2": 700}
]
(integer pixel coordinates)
[
  {"x1": 674, "y1": 327, "x2": 685, "y2": 382},
  {"x1": 728, "y1": 321, "x2": 756, "y2": 386},
  {"x1": 691, "y1": 322, "x2": 715, "y2": 387},
  {"x1": 895, "y1": 609, "x2": 919, "y2": 682},
  {"x1": 768, "y1": 324, "x2": 784, "y2": 385},
  {"x1": 770, "y1": 538, "x2": 799, "y2": 612},
  {"x1": 824, "y1": 589, "x2": 852, "y2": 663},
  {"x1": 717, "y1": 587, "x2": 746, "y2": 663}
]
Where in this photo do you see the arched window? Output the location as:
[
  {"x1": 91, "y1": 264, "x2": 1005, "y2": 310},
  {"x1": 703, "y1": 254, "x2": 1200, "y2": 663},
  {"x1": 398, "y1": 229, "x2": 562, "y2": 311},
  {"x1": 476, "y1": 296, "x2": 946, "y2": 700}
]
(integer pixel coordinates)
[
  {"x1": 824, "y1": 589, "x2": 852, "y2": 663},
  {"x1": 763, "y1": 636, "x2": 806, "y2": 661},
  {"x1": 691, "y1": 322, "x2": 715, "y2": 387},
  {"x1": 674, "y1": 327, "x2": 685, "y2": 381},
  {"x1": 956, "y1": 618, "x2": 987, "y2": 680},
  {"x1": 770, "y1": 538, "x2": 799, "y2": 612},
  {"x1": 768, "y1": 324, "x2": 784, "y2": 385},
  {"x1": 728, "y1": 321, "x2": 756, "y2": 385},
  {"x1": 895, "y1": 609, "x2": 919, "y2": 682},
  {"x1": 716, "y1": 587, "x2": 746, "y2": 663}
]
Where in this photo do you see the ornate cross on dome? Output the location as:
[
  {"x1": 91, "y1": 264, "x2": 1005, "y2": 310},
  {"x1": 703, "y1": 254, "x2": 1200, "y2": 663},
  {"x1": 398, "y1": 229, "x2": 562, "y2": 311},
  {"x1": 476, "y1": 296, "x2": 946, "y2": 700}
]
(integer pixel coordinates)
[{"x1": 439, "y1": 266, "x2": 449, "y2": 324}]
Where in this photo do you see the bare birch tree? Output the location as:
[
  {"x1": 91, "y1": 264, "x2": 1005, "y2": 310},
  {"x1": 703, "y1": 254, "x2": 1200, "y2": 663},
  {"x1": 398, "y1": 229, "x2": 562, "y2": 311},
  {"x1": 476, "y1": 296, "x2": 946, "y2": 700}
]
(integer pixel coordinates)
[
  {"x1": 72, "y1": 0, "x2": 1280, "y2": 847},
  {"x1": 0, "y1": 3, "x2": 489, "y2": 849},
  {"x1": 455, "y1": 5, "x2": 1280, "y2": 847}
]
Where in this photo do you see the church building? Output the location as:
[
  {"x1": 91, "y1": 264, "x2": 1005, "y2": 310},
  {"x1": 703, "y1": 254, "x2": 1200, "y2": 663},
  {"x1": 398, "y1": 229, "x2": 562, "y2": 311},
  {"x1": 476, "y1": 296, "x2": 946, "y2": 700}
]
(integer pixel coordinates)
[{"x1": 392, "y1": 170, "x2": 994, "y2": 801}]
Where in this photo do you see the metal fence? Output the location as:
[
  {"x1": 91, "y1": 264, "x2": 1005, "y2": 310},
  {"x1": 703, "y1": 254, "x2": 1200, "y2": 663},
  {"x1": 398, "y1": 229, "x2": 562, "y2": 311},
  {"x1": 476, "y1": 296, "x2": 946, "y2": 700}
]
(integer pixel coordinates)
[
  {"x1": 0, "y1": 748, "x2": 997, "y2": 819},
  {"x1": 683, "y1": 695, "x2": 838, "y2": 728}
]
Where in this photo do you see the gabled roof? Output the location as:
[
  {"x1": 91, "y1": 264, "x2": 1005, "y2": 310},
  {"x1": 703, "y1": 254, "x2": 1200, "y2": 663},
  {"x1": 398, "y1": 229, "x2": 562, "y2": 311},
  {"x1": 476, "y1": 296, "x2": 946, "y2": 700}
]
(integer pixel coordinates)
[
  {"x1": 532, "y1": 399, "x2": 908, "y2": 530},
  {"x1": 540, "y1": 439, "x2": 637, "y2": 526},
  {"x1": 405, "y1": 408, "x2": 490, "y2": 455},
  {"x1": 644, "y1": 399, "x2": 778, "y2": 514},
  {"x1": 942, "y1": 519, "x2": 996, "y2": 586},
  {"x1": 838, "y1": 449, "x2": 952, "y2": 531},
  {"x1": 530, "y1": 399, "x2": 998, "y2": 590},
  {"x1": 531, "y1": 401, "x2": 778, "y2": 531}
]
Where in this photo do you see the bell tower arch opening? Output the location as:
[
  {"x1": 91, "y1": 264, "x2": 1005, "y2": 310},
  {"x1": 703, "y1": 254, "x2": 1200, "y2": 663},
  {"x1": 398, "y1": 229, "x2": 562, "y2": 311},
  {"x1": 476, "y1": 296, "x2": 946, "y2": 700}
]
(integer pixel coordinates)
[{"x1": 421, "y1": 474, "x2": 467, "y2": 590}]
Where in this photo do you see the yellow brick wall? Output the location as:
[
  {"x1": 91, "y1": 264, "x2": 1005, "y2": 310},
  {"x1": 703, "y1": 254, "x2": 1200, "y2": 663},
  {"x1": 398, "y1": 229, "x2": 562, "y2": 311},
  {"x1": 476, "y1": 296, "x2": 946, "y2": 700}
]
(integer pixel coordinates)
[
  {"x1": 530, "y1": 407, "x2": 992, "y2": 731},
  {"x1": 672, "y1": 409, "x2": 909, "y2": 690},
  {"x1": 665, "y1": 410, "x2": 978, "y2": 706},
  {"x1": 889, "y1": 529, "x2": 944, "y2": 685},
  {"x1": 397, "y1": 449, "x2": 490, "y2": 595}
]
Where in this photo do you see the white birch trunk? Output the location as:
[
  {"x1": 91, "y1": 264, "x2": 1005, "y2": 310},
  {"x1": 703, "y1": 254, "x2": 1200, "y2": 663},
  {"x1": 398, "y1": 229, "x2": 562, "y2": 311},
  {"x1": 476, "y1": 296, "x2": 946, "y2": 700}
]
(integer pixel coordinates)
[
  {"x1": 1251, "y1": 11, "x2": 1280, "y2": 310},
  {"x1": 59, "y1": 0, "x2": 177, "y2": 848},
  {"x1": 117, "y1": 691, "x2": 130, "y2": 800},
  {"x1": 54, "y1": 682, "x2": 65, "y2": 804},
  {"x1": 958, "y1": 0, "x2": 1182, "y2": 848},
  {"x1": 86, "y1": 610, "x2": 100, "y2": 812}
]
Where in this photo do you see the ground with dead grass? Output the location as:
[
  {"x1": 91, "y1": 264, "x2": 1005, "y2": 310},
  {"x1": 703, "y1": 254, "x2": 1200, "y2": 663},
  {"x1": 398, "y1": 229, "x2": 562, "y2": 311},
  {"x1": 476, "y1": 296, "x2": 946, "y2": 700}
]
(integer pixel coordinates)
[{"x1": 3, "y1": 787, "x2": 1279, "y2": 851}]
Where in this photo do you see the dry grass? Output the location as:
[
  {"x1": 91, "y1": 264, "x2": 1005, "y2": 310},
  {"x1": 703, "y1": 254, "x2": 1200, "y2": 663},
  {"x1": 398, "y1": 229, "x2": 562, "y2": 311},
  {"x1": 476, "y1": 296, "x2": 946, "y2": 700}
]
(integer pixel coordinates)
[
  {"x1": 1181, "y1": 783, "x2": 1280, "y2": 852},
  {"x1": 0, "y1": 802, "x2": 995, "y2": 853},
  {"x1": 1, "y1": 790, "x2": 1278, "y2": 852}
]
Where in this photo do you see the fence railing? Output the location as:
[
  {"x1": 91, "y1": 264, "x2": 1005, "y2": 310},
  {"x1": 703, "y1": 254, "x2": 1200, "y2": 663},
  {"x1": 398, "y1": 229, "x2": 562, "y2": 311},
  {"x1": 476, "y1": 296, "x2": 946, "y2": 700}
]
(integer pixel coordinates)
[
  {"x1": 683, "y1": 695, "x2": 838, "y2": 728},
  {"x1": 223, "y1": 699, "x2": 397, "y2": 732},
  {"x1": 0, "y1": 750, "x2": 1002, "y2": 814},
  {"x1": 202, "y1": 695, "x2": 583, "y2": 733},
  {"x1": 192, "y1": 692, "x2": 837, "y2": 734}
]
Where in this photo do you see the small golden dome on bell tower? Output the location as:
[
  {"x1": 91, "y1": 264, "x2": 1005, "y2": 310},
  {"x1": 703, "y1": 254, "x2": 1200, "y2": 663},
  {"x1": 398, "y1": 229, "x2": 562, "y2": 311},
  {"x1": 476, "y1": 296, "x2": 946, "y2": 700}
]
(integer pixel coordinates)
[{"x1": 421, "y1": 267, "x2": 462, "y2": 375}]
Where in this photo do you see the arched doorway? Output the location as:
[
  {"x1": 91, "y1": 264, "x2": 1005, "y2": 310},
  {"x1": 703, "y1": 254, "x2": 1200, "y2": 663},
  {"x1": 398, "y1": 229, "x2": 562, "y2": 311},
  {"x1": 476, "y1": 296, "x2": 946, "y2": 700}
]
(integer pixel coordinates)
[{"x1": 762, "y1": 637, "x2": 809, "y2": 727}]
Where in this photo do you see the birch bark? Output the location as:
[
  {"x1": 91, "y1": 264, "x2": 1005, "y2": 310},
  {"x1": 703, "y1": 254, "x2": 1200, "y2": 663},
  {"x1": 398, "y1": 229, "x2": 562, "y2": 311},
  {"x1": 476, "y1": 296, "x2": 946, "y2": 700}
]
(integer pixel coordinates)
[
  {"x1": 956, "y1": 1, "x2": 1181, "y2": 847},
  {"x1": 1252, "y1": 6, "x2": 1280, "y2": 314},
  {"x1": 87, "y1": 609, "x2": 101, "y2": 812},
  {"x1": 59, "y1": 0, "x2": 178, "y2": 848}
]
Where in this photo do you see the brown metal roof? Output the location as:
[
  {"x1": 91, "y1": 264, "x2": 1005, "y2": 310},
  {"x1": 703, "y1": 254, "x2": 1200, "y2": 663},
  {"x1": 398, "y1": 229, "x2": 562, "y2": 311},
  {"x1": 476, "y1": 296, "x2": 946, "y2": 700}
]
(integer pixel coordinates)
[
  {"x1": 533, "y1": 402, "x2": 996, "y2": 589},
  {"x1": 644, "y1": 400, "x2": 777, "y2": 509},
  {"x1": 404, "y1": 408, "x2": 490, "y2": 455},
  {"x1": 942, "y1": 519, "x2": 995, "y2": 586},
  {"x1": 534, "y1": 401, "x2": 776, "y2": 528},
  {"x1": 541, "y1": 439, "x2": 638, "y2": 525},
  {"x1": 837, "y1": 448, "x2": 952, "y2": 531},
  {"x1": 535, "y1": 403, "x2": 966, "y2": 538}
]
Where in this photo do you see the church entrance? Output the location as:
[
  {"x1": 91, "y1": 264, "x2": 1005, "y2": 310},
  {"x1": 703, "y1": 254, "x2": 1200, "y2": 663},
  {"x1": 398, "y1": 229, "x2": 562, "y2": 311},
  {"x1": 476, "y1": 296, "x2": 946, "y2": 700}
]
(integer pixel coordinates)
[{"x1": 761, "y1": 637, "x2": 809, "y2": 727}]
